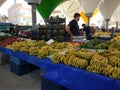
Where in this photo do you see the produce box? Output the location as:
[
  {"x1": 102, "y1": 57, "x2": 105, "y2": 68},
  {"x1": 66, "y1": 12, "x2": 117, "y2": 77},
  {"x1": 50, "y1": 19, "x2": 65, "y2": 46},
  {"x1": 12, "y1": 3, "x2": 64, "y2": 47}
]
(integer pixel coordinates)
[
  {"x1": 10, "y1": 61, "x2": 39, "y2": 76},
  {"x1": 0, "y1": 52, "x2": 9, "y2": 65},
  {"x1": 10, "y1": 56, "x2": 28, "y2": 65}
]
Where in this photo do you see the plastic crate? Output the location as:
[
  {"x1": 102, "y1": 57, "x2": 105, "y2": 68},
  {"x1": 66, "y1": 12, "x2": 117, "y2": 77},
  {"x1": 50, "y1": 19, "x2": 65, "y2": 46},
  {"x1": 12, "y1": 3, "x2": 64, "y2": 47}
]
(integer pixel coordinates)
[
  {"x1": 41, "y1": 76, "x2": 68, "y2": 90},
  {"x1": 10, "y1": 62, "x2": 36, "y2": 76},
  {"x1": 10, "y1": 56, "x2": 28, "y2": 65},
  {"x1": 0, "y1": 52, "x2": 9, "y2": 65}
]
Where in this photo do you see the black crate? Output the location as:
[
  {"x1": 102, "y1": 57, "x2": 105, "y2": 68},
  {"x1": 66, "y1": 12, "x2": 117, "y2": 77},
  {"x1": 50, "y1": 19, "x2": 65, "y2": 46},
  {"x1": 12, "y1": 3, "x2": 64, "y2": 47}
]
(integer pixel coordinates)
[
  {"x1": 10, "y1": 62, "x2": 38, "y2": 76},
  {"x1": 41, "y1": 76, "x2": 68, "y2": 90}
]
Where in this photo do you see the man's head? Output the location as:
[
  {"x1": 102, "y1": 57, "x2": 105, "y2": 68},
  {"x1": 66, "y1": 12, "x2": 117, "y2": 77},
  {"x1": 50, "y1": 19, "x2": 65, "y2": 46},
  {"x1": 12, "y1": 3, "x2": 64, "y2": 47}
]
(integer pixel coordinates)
[
  {"x1": 74, "y1": 13, "x2": 80, "y2": 21},
  {"x1": 82, "y1": 24, "x2": 86, "y2": 28}
]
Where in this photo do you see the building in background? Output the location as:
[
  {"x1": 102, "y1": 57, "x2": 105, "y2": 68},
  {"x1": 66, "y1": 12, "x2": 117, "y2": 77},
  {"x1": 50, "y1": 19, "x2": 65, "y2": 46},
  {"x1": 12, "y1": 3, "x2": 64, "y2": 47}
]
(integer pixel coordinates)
[{"x1": 8, "y1": 3, "x2": 32, "y2": 25}]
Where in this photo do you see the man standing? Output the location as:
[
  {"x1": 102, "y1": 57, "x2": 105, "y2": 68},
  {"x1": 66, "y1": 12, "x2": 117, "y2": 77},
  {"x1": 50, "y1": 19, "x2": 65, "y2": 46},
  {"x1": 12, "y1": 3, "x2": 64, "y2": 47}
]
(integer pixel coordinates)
[
  {"x1": 66, "y1": 13, "x2": 80, "y2": 41},
  {"x1": 82, "y1": 24, "x2": 92, "y2": 40}
]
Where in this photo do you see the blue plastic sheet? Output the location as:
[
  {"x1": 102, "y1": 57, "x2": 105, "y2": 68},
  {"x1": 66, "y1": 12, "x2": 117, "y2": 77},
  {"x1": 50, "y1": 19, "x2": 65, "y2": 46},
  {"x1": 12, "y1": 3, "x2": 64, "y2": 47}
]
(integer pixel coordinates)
[
  {"x1": 0, "y1": 47, "x2": 7, "y2": 53},
  {"x1": 115, "y1": 80, "x2": 120, "y2": 90},
  {"x1": 0, "y1": 47, "x2": 13, "y2": 55},
  {"x1": 45, "y1": 64, "x2": 114, "y2": 90}
]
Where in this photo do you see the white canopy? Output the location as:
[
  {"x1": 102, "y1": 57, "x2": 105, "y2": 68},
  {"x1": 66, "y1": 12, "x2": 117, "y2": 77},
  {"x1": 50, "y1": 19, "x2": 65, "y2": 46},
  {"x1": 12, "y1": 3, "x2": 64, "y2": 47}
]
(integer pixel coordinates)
[
  {"x1": 78, "y1": 0, "x2": 100, "y2": 13},
  {"x1": 111, "y1": 4, "x2": 120, "y2": 22},
  {"x1": 59, "y1": 0, "x2": 83, "y2": 20},
  {"x1": 98, "y1": 0, "x2": 120, "y2": 19}
]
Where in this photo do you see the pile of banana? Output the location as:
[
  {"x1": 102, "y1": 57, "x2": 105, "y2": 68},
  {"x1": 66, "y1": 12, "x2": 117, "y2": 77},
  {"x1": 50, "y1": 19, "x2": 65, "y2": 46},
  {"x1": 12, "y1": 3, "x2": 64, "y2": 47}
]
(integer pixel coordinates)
[
  {"x1": 52, "y1": 53, "x2": 65, "y2": 63},
  {"x1": 67, "y1": 51, "x2": 93, "y2": 61},
  {"x1": 37, "y1": 46, "x2": 60, "y2": 59},
  {"x1": 52, "y1": 52, "x2": 88, "y2": 69},
  {"x1": 87, "y1": 54, "x2": 108, "y2": 74},
  {"x1": 103, "y1": 65, "x2": 120, "y2": 79},
  {"x1": 29, "y1": 47, "x2": 39, "y2": 56},
  {"x1": 110, "y1": 36, "x2": 120, "y2": 43}
]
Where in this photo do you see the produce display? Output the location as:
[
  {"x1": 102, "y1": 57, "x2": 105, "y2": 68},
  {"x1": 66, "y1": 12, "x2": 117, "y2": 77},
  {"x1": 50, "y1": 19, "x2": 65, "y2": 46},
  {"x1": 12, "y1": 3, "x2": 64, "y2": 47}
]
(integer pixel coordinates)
[
  {"x1": 109, "y1": 36, "x2": 120, "y2": 51},
  {"x1": 52, "y1": 50, "x2": 120, "y2": 79},
  {"x1": 80, "y1": 38, "x2": 108, "y2": 49},
  {"x1": 0, "y1": 37, "x2": 21, "y2": 47},
  {"x1": 2, "y1": 35, "x2": 120, "y2": 80},
  {"x1": 93, "y1": 31, "x2": 110, "y2": 37},
  {"x1": 6, "y1": 40, "x2": 79, "y2": 59}
]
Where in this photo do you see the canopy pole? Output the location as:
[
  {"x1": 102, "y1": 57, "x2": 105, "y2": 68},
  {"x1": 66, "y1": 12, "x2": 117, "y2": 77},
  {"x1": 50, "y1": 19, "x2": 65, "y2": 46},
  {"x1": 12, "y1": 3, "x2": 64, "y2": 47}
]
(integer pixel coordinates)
[
  {"x1": 116, "y1": 21, "x2": 119, "y2": 30},
  {"x1": 85, "y1": 13, "x2": 93, "y2": 26},
  {"x1": 105, "y1": 19, "x2": 110, "y2": 30},
  {"x1": 32, "y1": 4, "x2": 37, "y2": 29}
]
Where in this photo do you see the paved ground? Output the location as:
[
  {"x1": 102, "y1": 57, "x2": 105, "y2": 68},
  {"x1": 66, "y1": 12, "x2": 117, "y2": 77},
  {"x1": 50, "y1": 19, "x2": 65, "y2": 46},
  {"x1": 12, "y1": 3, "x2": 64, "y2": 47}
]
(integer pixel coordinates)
[{"x1": 0, "y1": 64, "x2": 41, "y2": 90}]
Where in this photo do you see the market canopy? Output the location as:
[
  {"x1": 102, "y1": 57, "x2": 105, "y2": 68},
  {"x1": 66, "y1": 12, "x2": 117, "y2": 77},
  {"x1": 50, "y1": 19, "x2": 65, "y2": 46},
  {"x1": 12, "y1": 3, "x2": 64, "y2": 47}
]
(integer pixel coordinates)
[
  {"x1": 78, "y1": 0, "x2": 100, "y2": 13},
  {"x1": 59, "y1": 0, "x2": 82, "y2": 20},
  {"x1": 98, "y1": 0, "x2": 120, "y2": 19},
  {"x1": 37, "y1": 0, "x2": 66, "y2": 18},
  {"x1": 111, "y1": 4, "x2": 120, "y2": 22}
]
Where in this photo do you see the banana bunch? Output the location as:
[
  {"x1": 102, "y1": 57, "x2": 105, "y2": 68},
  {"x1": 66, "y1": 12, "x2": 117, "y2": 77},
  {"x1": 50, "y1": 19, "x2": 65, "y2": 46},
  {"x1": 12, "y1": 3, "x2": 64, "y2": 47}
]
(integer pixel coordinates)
[
  {"x1": 77, "y1": 51, "x2": 93, "y2": 60},
  {"x1": 68, "y1": 51, "x2": 93, "y2": 61},
  {"x1": 110, "y1": 36, "x2": 120, "y2": 43},
  {"x1": 66, "y1": 42, "x2": 79, "y2": 49},
  {"x1": 37, "y1": 49, "x2": 49, "y2": 59},
  {"x1": 94, "y1": 31, "x2": 110, "y2": 37},
  {"x1": 108, "y1": 56, "x2": 120, "y2": 67},
  {"x1": 102, "y1": 65, "x2": 120, "y2": 79},
  {"x1": 29, "y1": 47, "x2": 39, "y2": 56},
  {"x1": 52, "y1": 53, "x2": 88, "y2": 68},
  {"x1": 112, "y1": 51, "x2": 120, "y2": 58},
  {"x1": 87, "y1": 58, "x2": 108, "y2": 74},
  {"x1": 35, "y1": 40, "x2": 47, "y2": 48},
  {"x1": 111, "y1": 67, "x2": 120, "y2": 79},
  {"x1": 49, "y1": 49, "x2": 60, "y2": 55},
  {"x1": 6, "y1": 41, "x2": 23, "y2": 51},
  {"x1": 102, "y1": 65, "x2": 114, "y2": 76},
  {"x1": 65, "y1": 49, "x2": 78, "y2": 55},
  {"x1": 63, "y1": 54, "x2": 88, "y2": 68},
  {"x1": 92, "y1": 54, "x2": 108, "y2": 63},
  {"x1": 20, "y1": 46, "x2": 29, "y2": 53},
  {"x1": 98, "y1": 50, "x2": 112, "y2": 57},
  {"x1": 52, "y1": 53, "x2": 65, "y2": 63}
]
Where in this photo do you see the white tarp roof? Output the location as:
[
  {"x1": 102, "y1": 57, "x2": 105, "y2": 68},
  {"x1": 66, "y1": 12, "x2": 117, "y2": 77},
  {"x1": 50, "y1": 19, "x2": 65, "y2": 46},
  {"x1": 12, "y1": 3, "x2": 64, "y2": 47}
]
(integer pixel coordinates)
[
  {"x1": 59, "y1": 0, "x2": 83, "y2": 20},
  {"x1": 111, "y1": 4, "x2": 120, "y2": 22},
  {"x1": 98, "y1": 0, "x2": 120, "y2": 19},
  {"x1": 78, "y1": 0, "x2": 100, "y2": 13},
  {"x1": 59, "y1": 0, "x2": 120, "y2": 22}
]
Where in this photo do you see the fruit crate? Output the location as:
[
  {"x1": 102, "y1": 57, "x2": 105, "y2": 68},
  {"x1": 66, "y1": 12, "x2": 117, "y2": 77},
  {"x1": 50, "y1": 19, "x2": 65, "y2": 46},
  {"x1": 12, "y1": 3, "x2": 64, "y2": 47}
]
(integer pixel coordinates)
[
  {"x1": 10, "y1": 55, "x2": 28, "y2": 65},
  {"x1": 0, "y1": 52, "x2": 9, "y2": 65},
  {"x1": 10, "y1": 61, "x2": 39, "y2": 76},
  {"x1": 41, "y1": 76, "x2": 68, "y2": 90}
]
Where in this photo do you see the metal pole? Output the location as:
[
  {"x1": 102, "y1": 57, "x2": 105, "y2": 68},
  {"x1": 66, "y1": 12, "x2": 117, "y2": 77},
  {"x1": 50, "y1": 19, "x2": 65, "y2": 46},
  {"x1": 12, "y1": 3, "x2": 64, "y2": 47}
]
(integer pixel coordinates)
[
  {"x1": 116, "y1": 21, "x2": 118, "y2": 30},
  {"x1": 105, "y1": 19, "x2": 110, "y2": 30},
  {"x1": 32, "y1": 4, "x2": 36, "y2": 29},
  {"x1": 85, "y1": 13, "x2": 93, "y2": 26},
  {"x1": 88, "y1": 16, "x2": 90, "y2": 26}
]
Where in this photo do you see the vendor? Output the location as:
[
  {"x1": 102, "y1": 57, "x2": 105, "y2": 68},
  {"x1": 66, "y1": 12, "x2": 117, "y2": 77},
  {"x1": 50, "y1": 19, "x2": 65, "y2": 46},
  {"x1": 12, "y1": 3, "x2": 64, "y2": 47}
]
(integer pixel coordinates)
[
  {"x1": 66, "y1": 13, "x2": 80, "y2": 41},
  {"x1": 82, "y1": 24, "x2": 92, "y2": 40}
]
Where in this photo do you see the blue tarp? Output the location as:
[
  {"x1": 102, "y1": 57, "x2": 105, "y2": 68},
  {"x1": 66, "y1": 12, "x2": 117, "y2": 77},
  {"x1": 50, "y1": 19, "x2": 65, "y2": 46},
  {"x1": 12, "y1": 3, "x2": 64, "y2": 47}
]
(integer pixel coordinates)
[{"x1": 1, "y1": 47, "x2": 120, "y2": 90}]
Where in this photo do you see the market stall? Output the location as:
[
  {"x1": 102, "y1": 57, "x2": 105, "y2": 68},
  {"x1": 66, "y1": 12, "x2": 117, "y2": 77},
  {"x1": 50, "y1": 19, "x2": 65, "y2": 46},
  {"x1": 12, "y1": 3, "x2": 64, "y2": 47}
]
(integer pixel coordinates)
[{"x1": 0, "y1": 36, "x2": 120, "y2": 90}]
